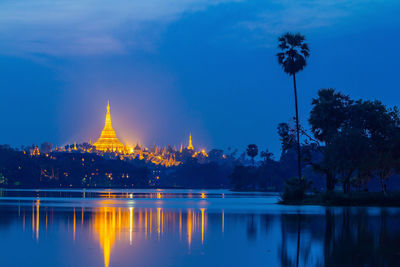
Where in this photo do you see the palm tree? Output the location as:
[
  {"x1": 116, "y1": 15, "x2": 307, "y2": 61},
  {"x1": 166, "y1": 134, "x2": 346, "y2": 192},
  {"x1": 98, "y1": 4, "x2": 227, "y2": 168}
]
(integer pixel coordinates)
[
  {"x1": 277, "y1": 33, "x2": 310, "y2": 181},
  {"x1": 246, "y1": 144, "x2": 258, "y2": 166}
]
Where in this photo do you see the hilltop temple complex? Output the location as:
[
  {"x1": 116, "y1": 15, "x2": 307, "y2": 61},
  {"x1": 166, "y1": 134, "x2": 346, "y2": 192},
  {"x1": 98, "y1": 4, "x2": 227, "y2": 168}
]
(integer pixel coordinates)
[
  {"x1": 47, "y1": 101, "x2": 208, "y2": 167},
  {"x1": 61, "y1": 101, "x2": 207, "y2": 167}
]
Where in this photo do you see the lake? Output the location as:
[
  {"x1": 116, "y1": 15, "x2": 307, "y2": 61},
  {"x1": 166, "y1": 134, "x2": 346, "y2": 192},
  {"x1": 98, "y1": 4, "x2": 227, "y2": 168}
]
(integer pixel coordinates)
[{"x1": 0, "y1": 189, "x2": 400, "y2": 267}]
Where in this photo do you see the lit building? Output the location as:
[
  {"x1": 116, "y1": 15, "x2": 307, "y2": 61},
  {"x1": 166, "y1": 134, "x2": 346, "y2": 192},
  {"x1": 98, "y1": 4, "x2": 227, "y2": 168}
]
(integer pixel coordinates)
[
  {"x1": 93, "y1": 101, "x2": 125, "y2": 152},
  {"x1": 30, "y1": 146, "x2": 40, "y2": 157},
  {"x1": 187, "y1": 133, "x2": 194, "y2": 150}
]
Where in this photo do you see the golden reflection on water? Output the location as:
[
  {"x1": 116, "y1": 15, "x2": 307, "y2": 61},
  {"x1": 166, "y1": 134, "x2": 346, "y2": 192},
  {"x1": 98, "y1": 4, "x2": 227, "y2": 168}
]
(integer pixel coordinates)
[
  {"x1": 23, "y1": 196, "x2": 209, "y2": 267},
  {"x1": 91, "y1": 206, "x2": 207, "y2": 267},
  {"x1": 32, "y1": 200, "x2": 40, "y2": 241}
]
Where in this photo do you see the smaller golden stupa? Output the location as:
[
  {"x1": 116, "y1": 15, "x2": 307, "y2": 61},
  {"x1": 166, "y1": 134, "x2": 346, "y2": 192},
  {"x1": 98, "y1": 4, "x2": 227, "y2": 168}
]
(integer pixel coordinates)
[
  {"x1": 94, "y1": 101, "x2": 125, "y2": 152},
  {"x1": 187, "y1": 133, "x2": 194, "y2": 150}
]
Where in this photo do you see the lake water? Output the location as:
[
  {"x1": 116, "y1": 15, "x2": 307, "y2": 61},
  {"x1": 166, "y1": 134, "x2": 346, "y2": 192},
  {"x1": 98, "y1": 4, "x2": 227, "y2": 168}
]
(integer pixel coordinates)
[{"x1": 0, "y1": 189, "x2": 400, "y2": 267}]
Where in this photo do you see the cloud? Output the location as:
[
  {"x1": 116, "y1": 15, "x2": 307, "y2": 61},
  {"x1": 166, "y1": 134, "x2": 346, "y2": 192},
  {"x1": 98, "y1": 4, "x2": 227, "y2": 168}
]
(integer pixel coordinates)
[
  {"x1": 0, "y1": 0, "x2": 388, "y2": 56},
  {"x1": 237, "y1": 0, "x2": 381, "y2": 44},
  {"x1": 0, "y1": 0, "x2": 237, "y2": 56}
]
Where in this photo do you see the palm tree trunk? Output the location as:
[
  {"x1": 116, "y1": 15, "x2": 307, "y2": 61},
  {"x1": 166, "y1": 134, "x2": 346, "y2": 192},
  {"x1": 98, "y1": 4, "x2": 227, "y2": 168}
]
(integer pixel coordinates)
[
  {"x1": 380, "y1": 173, "x2": 387, "y2": 195},
  {"x1": 293, "y1": 73, "x2": 302, "y2": 181},
  {"x1": 296, "y1": 212, "x2": 301, "y2": 267},
  {"x1": 327, "y1": 171, "x2": 334, "y2": 192}
]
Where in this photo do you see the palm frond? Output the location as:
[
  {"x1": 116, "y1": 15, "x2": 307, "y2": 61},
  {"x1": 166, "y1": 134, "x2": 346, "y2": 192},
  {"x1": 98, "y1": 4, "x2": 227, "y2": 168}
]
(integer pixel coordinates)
[
  {"x1": 301, "y1": 43, "x2": 309, "y2": 52},
  {"x1": 277, "y1": 32, "x2": 309, "y2": 75}
]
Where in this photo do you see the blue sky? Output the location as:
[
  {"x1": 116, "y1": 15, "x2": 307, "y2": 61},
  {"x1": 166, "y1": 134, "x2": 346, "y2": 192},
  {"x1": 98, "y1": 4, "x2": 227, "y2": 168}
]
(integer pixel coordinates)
[{"x1": 0, "y1": 0, "x2": 400, "y2": 156}]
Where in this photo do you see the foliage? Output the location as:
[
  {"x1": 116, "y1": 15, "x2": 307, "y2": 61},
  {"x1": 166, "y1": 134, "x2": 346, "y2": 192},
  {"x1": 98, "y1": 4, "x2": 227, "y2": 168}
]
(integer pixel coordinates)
[
  {"x1": 308, "y1": 88, "x2": 400, "y2": 193},
  {"x1": 309, "y1": 89, "x2": 353, "y2": 143},
  {"x1": 246, "y1": 144, "x2": 258, "y2": 166},
  {"x1": 277, "y1": 33, "x2": 310, "y2": 75},
  {"x1": 277, "y1": 123, "x2": 296, "y2": 154},
  {"x1": 281, "y1": 177, "x2": 311, "y2": 203}
]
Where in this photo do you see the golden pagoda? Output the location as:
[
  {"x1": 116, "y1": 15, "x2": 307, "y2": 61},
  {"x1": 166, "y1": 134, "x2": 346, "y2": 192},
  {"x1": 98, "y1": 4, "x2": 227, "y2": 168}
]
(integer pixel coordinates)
[{"x1": 94, "y1": 101, "x2": 125, "y2": 152}]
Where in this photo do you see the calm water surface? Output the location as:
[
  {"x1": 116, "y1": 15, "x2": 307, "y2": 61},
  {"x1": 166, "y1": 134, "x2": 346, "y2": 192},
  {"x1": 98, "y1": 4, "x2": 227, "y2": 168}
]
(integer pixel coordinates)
[{"x1": 0, "y1": 189, "x2": 400, "y2": 267}]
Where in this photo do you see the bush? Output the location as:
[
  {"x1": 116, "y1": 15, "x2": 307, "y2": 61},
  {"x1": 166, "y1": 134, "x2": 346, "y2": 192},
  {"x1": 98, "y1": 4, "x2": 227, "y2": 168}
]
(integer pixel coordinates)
[{"x1": 281, "y1": 177, "x2": 311, "y2": 203}]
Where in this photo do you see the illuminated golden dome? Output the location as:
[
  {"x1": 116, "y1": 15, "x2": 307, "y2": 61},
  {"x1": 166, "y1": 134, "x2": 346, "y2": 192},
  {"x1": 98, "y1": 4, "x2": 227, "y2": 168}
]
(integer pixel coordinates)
[{"x1": 94, "y1": 101, "x2": 125, "y2": 152}]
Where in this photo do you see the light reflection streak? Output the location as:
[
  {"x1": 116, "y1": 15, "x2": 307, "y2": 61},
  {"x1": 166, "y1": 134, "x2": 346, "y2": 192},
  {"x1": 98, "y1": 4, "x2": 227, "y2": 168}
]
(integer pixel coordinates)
[
  {"x1": 129, "y1": 207, "x2": 133, "y2": 245},
  {"x1": 81, "y1": 207, "x2": 84, "y2": 225},
  {"x1": 73, "y1": 208, "x2": 76, "y2": 241},
  {"x1": 187, "y1": 209, "x2": 192, "y2": 250},
  {"x1": 145, "y1": 209, "x2": 148, "y2": 240},
  {"x1": 222, "y1": 210, "x2": 225, "y2": 234},
  {"x1": 157, "y1": 207, "x2": 161, "y2": 240},
  {"x1": 35, "y1": 201, "x2": 39, "y2": 241},
  {"x1": 201, "y1": 208, "x2": 205, "y2": 244}
]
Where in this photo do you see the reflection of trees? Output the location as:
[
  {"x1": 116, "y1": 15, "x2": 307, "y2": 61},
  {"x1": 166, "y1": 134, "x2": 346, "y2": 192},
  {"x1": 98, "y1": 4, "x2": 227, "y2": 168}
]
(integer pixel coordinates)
[
  {"x1": 243, "y1": 214, "x2": 274, "y2": 241},
  {"x1": 325, "y1": 208, "x2": 376, "y2": 266},
  {"x1": 324, "y1": 208, "x2": 400, "y2": 266},
  {"x1": 279, "y1": 213, "x2": 324, "y2": 267},
  {"x1": 246, "y1": 214, "x2": 257, "y2": 241},
  {"x1": 376, "y1": 209, "x2": 400, "y2": 266},
  {"x1": 280, "y1": 208, "x2": 400, "y2": 266}
]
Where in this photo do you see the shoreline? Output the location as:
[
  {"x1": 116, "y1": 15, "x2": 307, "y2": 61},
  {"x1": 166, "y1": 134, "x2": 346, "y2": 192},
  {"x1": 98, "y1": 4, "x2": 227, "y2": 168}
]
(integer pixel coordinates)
[{"x1": 280, "y1": 191, "x2": 400, "y2": 207}]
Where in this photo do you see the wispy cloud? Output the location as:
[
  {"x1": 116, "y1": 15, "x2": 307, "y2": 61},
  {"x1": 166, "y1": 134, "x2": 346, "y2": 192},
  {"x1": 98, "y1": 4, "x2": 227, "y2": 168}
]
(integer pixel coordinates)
[
  {"x1": 0, "y1": 0, "x2": 393, "y2": 56},
  {"x1": 0, "y1": 0, "x2": 237, "y2": 56},
  {"x1": 237, "y1": 0, "x2": 385, "y2": 43}
]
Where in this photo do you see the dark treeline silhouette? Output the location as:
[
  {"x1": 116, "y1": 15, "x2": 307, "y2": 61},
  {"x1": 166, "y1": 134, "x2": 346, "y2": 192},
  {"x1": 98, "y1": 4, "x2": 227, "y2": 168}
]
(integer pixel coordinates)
[
  {"x1": 308, "y1": 89, "x2": 400, "y2": 194},
  {"x1": 0, "y1": 142, "x2": 293, "y2": 189},
  {"x1": 1, "y1": 88, "x2": 399, "y2": 192},
  {"x1": 231, "y1": 88, "x2": 400, "y2": 199}
]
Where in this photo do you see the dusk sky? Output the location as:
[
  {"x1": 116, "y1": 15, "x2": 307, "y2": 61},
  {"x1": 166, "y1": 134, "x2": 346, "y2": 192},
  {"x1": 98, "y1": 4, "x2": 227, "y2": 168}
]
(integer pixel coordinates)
[{"x1": 1, "y1": 0, "x2": 400, "y2": 156}]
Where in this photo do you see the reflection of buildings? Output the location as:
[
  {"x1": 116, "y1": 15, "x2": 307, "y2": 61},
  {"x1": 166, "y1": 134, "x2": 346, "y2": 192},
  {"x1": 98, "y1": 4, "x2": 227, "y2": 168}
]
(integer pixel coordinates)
[
  {"x1": 12, "y1": 199, "x2": 400, "y2": 267},
  {"x1": 92, "y1": 205, "x2": 207, "y2": 267},
  {"x1": 23, "y1": 197, "x2": 210, "y2": 267}
]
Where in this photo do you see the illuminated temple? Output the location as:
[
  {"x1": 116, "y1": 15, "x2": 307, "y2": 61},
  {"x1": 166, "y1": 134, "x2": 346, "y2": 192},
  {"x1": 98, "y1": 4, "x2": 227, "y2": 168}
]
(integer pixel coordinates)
[
  {"x1": 48, "y1": 101, "x2": 208, "y2": 167},
  {"x1": 93, "y1": 101, "x2": 125, "y2": 152}
]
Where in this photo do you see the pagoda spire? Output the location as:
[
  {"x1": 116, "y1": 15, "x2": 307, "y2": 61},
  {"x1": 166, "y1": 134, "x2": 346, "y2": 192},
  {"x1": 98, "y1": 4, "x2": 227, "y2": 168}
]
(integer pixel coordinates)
[
  {"x1": 93, "y1": 101, "x2": 125, "y2": 152},
  {"x1": 187, "y1": 133, "x2": 194, "y2": 150}
]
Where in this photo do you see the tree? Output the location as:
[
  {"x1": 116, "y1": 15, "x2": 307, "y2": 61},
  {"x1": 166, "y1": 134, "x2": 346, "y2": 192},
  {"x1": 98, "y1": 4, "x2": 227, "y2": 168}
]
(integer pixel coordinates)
[
  {"x1": 277, "y1": 33, "x2": 310, "y2": 181},
  {"x1": 309, "y1": 89, "x2": 353, "y2": 191},
  {"x1": 246, "y1": 144, "x2": 258, "y2": 166},
  {"x1": 309, "y1": 90, "x2": 400, "y2": 193},
  {"x1": 326, "y1": 127, "x2": 371, "y2": 193},
  {"x1": 277, "y1": 122, "x2": 296, "y2": 155},
  {"x1": 260, "y1": 149, "x2": 274, "y2": 163},
  {"x1": 352, "y1": 100, "x2": 400, "y2": 194},
  {"x1": 309, "y1": 89, "x2": 352, "y2": 142}
]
